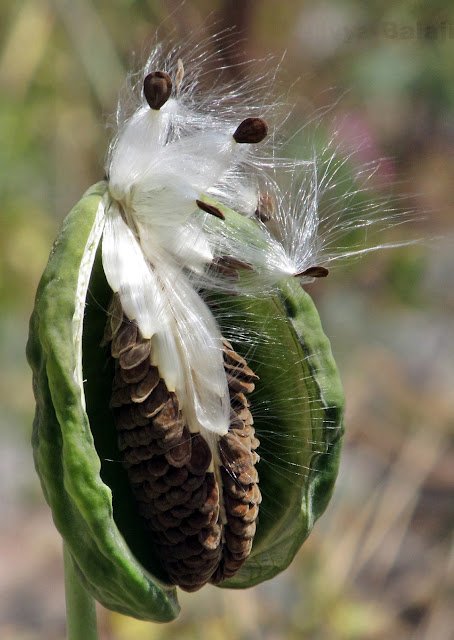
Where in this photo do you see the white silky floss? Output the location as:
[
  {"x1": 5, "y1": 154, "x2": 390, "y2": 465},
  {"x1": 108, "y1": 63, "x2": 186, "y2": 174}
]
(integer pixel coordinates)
[
  {"x1": 101, "y1": 39, "x2": 393, "y2": 445},
  {"x1": 102, "y1": 54, "x2": 275, "y2": 444}
]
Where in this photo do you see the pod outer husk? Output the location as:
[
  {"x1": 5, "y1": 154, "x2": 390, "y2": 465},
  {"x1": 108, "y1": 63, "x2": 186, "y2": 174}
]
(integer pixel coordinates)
[
  {"x1": 26, "y1": 181, "x2": 180, "y2": 622},
  {"x1": 27, "y1": 180, "x2": 344, "y2": 614}
]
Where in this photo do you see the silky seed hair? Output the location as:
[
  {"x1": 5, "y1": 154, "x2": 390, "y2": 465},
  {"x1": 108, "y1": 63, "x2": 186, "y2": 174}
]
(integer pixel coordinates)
[{"x1": 101, "y1": 31, "x2": 409, "y2": 590}]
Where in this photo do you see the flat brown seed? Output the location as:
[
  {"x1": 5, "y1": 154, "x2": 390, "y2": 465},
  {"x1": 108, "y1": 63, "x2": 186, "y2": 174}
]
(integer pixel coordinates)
[
  {"x1": 295, "y1": 265, "x2": 329, "y2": 278},
  {"x1": 131, "y1": 367, "x2": 160, "y2": 402},
  {"x1": 156, "y1": 510, "x2": 182, "y2": 529},
  {"x1": 185, "y1": 481, "x2": 208, "y2": 509},
  {"x1": 119, "y1": 339, "x2": 151, "y2": 370},
  {"x1": 242, "y1": 503, "x2": 259, "y2": 524},
  {"x1": 186, "y1": 433, "x2": 212, "y2": 475},
  {"x1": 111, "y1": 322, "x2": 138, "y2": 358},
  {"x1": 139, "y1": 380, "x2": 168, "y2": 418},
  {"x1": 164, "y1": 465, "x2": 189, "y2": 487},
  {"x1": 130, "y1": 404, "x2": 155, "y2": 426},
  {"x1": 236, "y1": 466, "x2": 259, "y2": 485},
  {"x1": 198, "y1": 524, "x2": 222, "y2": 551},
  {"x1": 143, "y1": 71, "x2": 172, "y2": 110},
  {"x1": 224, "y1": 361, "x2": 259, "y2": 381},
  {"x1": 120, "y1": 358, "x2": 150, "y2": 384},
  {"x1": 220, "y1": 432, "x2": 253, "y2": 470},
  {"x1": 110, "y1": 385, "x2": 132, "y2": 407},
  {"x1": 225, "y1": 493, "x2": 249, "y2": 517},
  {"x1": 162, "y1": 528, "x2": 186, "y2": 544},
  {"x1": 152, "y1": 393, "x2": 180, "y2": 429},
  {"x1": 196, "y1": 199, "x2": 225, "y2": 220},
  {"x1": 225, "y1": 529, "x2": 255, "y2": 553},
  {"x1": 227, "y1": 518, "x2": 256, "y2": 539},
  {"x1": 227, "y1": 374, "x2": 255, "y2": 394},
  {"x1": 165, "y1": 427, "x2": 192, "y2": 467},
  {"x1": 181, "y1": 473, "x2": 206, "y2": 493},
  {"x1": 233, "y1": 117, "x2": 268, "y2": 144},
  {"x1": 255, "y1": 192, "x2": 274, "y2": 222}
]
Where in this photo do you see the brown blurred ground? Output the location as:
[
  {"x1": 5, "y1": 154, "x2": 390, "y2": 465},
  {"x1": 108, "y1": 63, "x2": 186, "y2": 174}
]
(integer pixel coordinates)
[{"x1": 1, "y1": 1, "x2": 453, "y2": 639}]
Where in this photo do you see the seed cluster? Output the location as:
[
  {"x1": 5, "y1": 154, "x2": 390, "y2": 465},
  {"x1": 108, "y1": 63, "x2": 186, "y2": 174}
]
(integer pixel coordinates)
[{"x1": 105, "y1": 297, "x2": 261, "y2": 591}]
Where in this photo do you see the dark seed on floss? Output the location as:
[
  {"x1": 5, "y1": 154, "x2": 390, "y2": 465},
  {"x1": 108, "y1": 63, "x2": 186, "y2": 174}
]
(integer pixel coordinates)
[
  {"x1": 295, "y1": 265, "x2": 329, "y2": 278},
  {"x1": 196, "y1": 199, "x2": 225, "y2": 220},
  {"x1": 143, "y1": 71, "x2": 172, "y2": 110},
  {"x1": 233, "y1": 117, "x2": 268, "y2": 144},
  {"x1": 255, "y1": 192, "x2": 275, "y2": 222}
]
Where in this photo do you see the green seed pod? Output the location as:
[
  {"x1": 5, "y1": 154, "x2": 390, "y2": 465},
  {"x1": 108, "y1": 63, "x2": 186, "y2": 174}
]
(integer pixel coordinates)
[{"x1": 27, "y1": 181, "x2": 344, "y2": 619}]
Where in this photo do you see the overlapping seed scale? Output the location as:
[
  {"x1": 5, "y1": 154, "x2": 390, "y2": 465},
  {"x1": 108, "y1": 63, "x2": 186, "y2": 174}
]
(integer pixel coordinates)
[{"x1": 108, "y1": 309, "x2": 261, "y2": 590}]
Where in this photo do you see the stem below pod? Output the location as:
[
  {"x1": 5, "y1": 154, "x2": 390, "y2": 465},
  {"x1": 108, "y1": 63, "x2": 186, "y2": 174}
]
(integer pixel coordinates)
[{"x1": 64, "y1": 543, "x2": 98, "y2": 640}]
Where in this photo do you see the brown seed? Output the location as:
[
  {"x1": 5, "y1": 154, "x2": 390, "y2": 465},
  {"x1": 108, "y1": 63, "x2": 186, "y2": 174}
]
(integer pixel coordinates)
[
  {"x1": 225, "y1": 529, "x2": 254, "y2": 554},
  {"x1": 170, "y1": 537, "x2": 204, "y2": 560},
  {"x1": 223, "y1": 348, "x2": 247, "y2": 367},
  {"x1": 224, "y1": 493, "x2": 249, "y2": 517},
  {"x1": 185, "y1": 481, "x2": 208, "y2": 509},
  {"x1": 162, "y1": 528, "x2": 186, "y2": 544},
  {"x1": 130, "y1": 404, "x2": 154, "y2": 427},
  {"x1": 164, "y1": 465, "x2": 189, "y2": 487},
  {"x1": 111, "y1": 322, "x2": 137, "y2": 358},
  {"x1": 233, "y1": 117, "x2": 268, "y2": 144},
  {"x1": 255, "y1": 192, "x2": 275, "y2": 222},
  {"x1": 143, "y1": 71, "x2": 172, "y2": 110},
  {"x1": 215, "y1": 255, "x2": 253, "y2": 272},
  {"x1": 295, "y1": 265, "x2": 329, "y2": 278},
  {"x1": 199, "y1": 473, "x2": 219, "y2": 514},
  {"x1": 179, "y1": 522, "x2": 203, "y2": 537},
  {"x1": 236, "y1": 465, "x2": 259, "y2": 485},
  {"x1": 230, "y1": 392, "x2": 250, "y2": 411},
  {"x1": 110, "y1": 385, "x2": 132, "y2": 407},
  {"x1": 186, "y1": 510, "x2": 213, "y2": 529},
  {"x1": 139, "y1": 379, "x2": 168, "y2": 418},
  {"x1": 169, "y1": 504, "x2": 193, "y2": 519},
  {"x1": 117, "y1": 423, "x2": 154, "y2": 450},
  {"x1": 112, "y1": 368, "x2": 128, "y2": 390},
  {"x1": 224, "y1": 361, "x2": 259, "y2": 381},
  {"x1": 196, "y1": 199, "x2": 225, "y2": 220},
  {"x1": 147, "y1": 455, "x2": 169, "y2": 477},
  {"x1": 152, "y1": 393, "x2": 180, "y2": 431},
  {"x1": 131, "y1": 367, "x2": 160, "y2": 402},
  {"x1": 220, "y1": 432, "x2": 253, "y2": 470},
  {"x1": 158, "y1": 421, "x2": 185, "y2": 448},
  {"x1": 186, "y1": 433, "x2": 212, "y2": 475},
  {"x1": 242, "y1": 503, "x2": 259, "y2": 524},
  {"x1": 115, "y1": 405, "x2": 140, "y2": 431},
  {"x1": 119, "y1": 339, "x2": 151, "y2": 370},
  {"x1": 227, "y1": 374, "x2": 255, "y2": 394},
  {"x1": 165, "y1": 427, "x2": 192, "y2": 467},
  {"x1": 156, "y1": 510, "x2": 182, "y2": 529},
  {"x1": 198, "y1": 524, "x2": 222, "y2": 551},
  {"x1": 122, "y1": 444, "x2": 154, "y2": 465},
  {"x1": 181, "y1": 472, "x2": 206, "y2": 493},
  {"x1": 165, "y1": 485, "x2": 192, "y2": 508},
  {"x1": 227, "y1": 518, "x2": 256, "y2": 539},
  {"x1": 120, "y1": 358, "x2": 150, "y2": 384},
  {"x1": 182, "y1": 554, "x2": 217, "y2": 569}
]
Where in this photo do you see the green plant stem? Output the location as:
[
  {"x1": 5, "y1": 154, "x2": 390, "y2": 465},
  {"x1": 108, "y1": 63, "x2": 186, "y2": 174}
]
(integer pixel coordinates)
[{"x1": 63, "y1": 543, "x2": 99, "y2": 640}]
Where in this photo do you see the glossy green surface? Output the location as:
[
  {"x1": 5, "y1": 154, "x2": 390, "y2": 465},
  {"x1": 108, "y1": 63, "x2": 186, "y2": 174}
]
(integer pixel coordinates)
[
  {"x1": 26, "y1": 182, "x2": 179, "y2": 622},
  {"x1": 27, "y1": 184, "x2": 344, "y2": 617}
]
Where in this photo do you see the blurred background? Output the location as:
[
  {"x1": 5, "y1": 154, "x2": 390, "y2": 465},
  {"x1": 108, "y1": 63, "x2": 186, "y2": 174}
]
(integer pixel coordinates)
[{"x1": 1, "y1": 1, "x2": 453, "y2": 638}]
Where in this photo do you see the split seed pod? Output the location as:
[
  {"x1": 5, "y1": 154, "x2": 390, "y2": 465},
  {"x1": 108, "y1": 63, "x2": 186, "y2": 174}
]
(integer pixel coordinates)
[{"x1": 27, "y1": 44, "x2": 345, "y2": 622}]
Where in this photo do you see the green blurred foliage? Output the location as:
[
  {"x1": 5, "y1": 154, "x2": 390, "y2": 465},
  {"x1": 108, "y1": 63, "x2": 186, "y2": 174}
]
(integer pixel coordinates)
[{"x1": 1, "y1": 1, "x2": 453, "y2": 639}]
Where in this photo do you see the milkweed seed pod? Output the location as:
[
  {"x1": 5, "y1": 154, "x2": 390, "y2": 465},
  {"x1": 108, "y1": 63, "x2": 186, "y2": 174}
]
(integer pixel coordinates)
[{"x1": 27, "y1": 37, "x2": 348, "y2": 622}]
